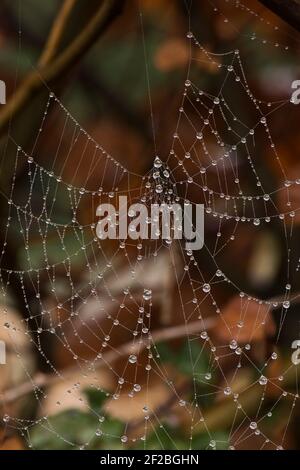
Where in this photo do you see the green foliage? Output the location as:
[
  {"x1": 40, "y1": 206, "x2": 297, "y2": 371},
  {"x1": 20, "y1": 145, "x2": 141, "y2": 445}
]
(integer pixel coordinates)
[
  {"x1": 30, "y1": 409, "x2": 126, "y2": 450},
  {"x1": 155, "y1": 339, "x2": 210, "y2": 378},
  {"x1": 29, "y1": 389, "x2": 124, "y2": 450},
  {"x1": 7, "y1": 0, "x2": 59, "y2": 40},
  {"x1": 191, "y1": 431, "x2": 230, "y2": 450},
  {"x1": 88, "y1": 27, "x2": 182, "y2": 106},
  {"x1": 29, "y1": 407, "x2": 229, "y2": 450},
  {"x1": 28, "y1": 381, "x2": 229, "y2": 450},
  {"x1": 83, "y1": 388, "x2": 109, "y2": 412},
  {"x1": 30, "y1": 409, "x2": 100, "y2": 450},
  {"x1": 134, "y1": 424, "x2": 229, "y2": 450}
]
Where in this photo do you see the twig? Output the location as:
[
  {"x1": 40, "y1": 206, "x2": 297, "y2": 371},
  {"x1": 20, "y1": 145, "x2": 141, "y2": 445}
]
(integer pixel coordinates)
[
  {"x1": 258, "y1": 0, "x2": 300, "y2": 32},
  {"x1": 0, "y1": 0, "x2": 125, "y2": 137},
  {"x1": 38, "y1": 0, "x2": 77, "y2": 67},
  {"x1": 3, "y1": 288, "x2": 300, "y2": 405},
  {"x1": 1, "y1": 317, "x2": 216, "y2": 405}
]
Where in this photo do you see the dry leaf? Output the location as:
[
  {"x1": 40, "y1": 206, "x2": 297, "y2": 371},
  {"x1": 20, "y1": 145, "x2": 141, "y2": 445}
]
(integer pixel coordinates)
[
  {"x1": 0, "y1": 430, "x2": 24, "y2": 450},
  {"x1": 213, "y1": 295, "x2": 275, "y2": 344},
  {"x1": 154, "y1": 38, "x2": 189, "y2": 72},
  {"x1": 41, "y1": 369, "x2": 113, "y2": 416},
  {"x1": 0, "y1": 304, "x2": 35, "y2": 415}
]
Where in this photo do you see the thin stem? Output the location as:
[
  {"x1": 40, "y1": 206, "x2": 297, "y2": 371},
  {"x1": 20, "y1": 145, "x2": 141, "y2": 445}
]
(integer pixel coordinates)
[
  {"x1": 0, "y1": 0, "x2": 125, "y2": 137},
  {"x1": 1, "y1": 317, "x2": 216, "y2": 405},
  {"x1": 38, "y1": 0, "x2": 77, "y2": 67}
]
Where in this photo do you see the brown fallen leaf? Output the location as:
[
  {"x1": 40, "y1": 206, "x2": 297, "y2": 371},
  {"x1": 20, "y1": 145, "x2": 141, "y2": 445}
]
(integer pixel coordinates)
[
  {"x1": 212, "y1": 295, "x2": 275, "y2": 344},
  {"x1": 154, "y1": 38, "x2": 190, "y2": 72},
  {"x1": 0, "y1": 430, "x2": 24, "y2": 450},
  {"x1": 40, "y1": 368, "x2": 113, "y2": 416},
  {"x1": 0, "y1": 304, "x2": 35, "y2": 417}
]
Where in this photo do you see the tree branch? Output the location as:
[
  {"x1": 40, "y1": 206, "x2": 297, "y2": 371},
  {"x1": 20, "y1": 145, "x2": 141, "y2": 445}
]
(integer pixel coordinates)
[
  {"x1": 0, "y1": 0, "x2": 125, "y2": 137},
  {"x1": 2, "y1": 289, "x2": 300, "y2": 405},
  {"x1": 0, "y1": 317, "x2": 216, "y2": 405},
  {"x1": 38, "y1": 0, "x2": 77, "y2": 67},
  {"x1": 258, "y1": 0, "x2": 300, "y2": 32}
]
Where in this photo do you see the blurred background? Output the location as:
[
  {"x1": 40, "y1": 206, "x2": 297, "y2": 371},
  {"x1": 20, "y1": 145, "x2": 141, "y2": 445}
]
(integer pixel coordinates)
[{"x1": 0, "y1": 0, "x2": 300, "y2": 450}]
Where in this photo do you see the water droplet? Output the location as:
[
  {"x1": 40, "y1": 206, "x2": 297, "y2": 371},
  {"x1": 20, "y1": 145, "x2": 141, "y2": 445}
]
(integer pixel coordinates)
[
  {"x1": 128, "y1": 355, "x2": 137, "y2": 364},
  {"x1": 223, "y1": 386, "x2": 232, "y2": 396},
  {"x1": 259, "y1": 375, "x2": 268, "y2": 386},
  {"x1": 202, "y1": 283, "x2": 211, "y2": 293},
  {"x1": 154, "y1": 157, "x2": 162, "y2": 168},
  {"x1": 143, "y1": 289, "x2": 152, "y2": 301}
]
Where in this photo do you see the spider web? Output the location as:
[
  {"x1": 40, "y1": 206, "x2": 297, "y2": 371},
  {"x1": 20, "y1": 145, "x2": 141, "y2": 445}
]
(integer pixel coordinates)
[{"x1": 1, "y1": 0, "x2": 300, "y2": 451}]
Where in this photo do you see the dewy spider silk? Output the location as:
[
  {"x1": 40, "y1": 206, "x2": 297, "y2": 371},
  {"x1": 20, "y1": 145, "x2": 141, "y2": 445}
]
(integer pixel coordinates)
[{"x1": 95, "y1": 196, "x2": 204, "y2": 250}]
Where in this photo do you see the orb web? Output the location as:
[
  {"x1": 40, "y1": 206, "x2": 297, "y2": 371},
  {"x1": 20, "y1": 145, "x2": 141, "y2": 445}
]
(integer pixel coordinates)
[{"x1": 1, "y1": 0, "x2": 300, "y2": 451}]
